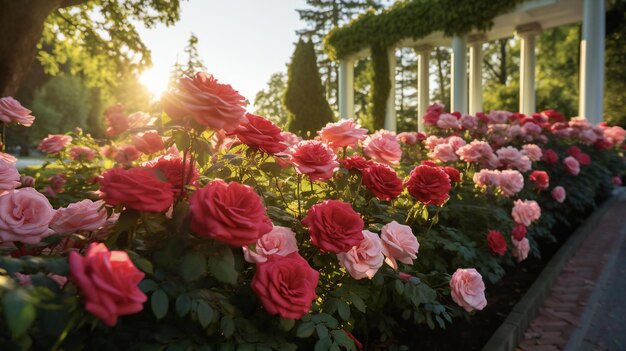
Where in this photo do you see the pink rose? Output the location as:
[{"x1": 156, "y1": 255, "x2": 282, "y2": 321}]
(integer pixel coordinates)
[
  {"x1": 0, "y1": 152, "x2": 16, "y2": 163},
  {"x1": 380, "y1": 221, "x2": 419, "y2": 270},
  {"x1": 0, "y1": 158, "x2": 20, "y2": 191},
  {"x1": 69, "y1": 146, "x2": 97, "y2": 161},
  {"x1": 460, "y1": 114, "x2": 479, "y2": 131},
  {"x1": 425, "y1": 136, "x2": 447, "y2": 150},
  {"x1": 132, "y1": 130, "x2": 165, "y2": 154},
  {"x1": 429, "y1": 143, "x2": 458, "y2": 162},
  {"x1": 243, "y1": 226, "x2": 298, "y2": 263},
  {"x1": 0, "y1": 188, "x2": 54, "y2": 244},
  {"x1": 289, "y1": 140, "x2": 339, "y2": 182},
  {"x1": 396, "y1": 132, "x2": 419, "y2": 145},
  {"x1": 473, "y1": 169, "x2": 500, "y2": 189},
  {"x1": 231, "y1": 113, "x2": 286, "y2": 154},
  {"x1": 337, "y1": 230, "x2": 384, "y2": 280},
  {"x1": 162, "y1": 72, "x2": 247, "y2": 132},
  {"x1": 521, "y1": 144, "x2": 543, "y2": 162},
  {"x1": 612, "y1": 176, "x2": 622, "y2": 186},
  {"x1": 280, "y1": 131, "x2": 301, "y2": 148},
  {"x1": 488, "y1": 110, "x2": 512, "y2": 124},
  {"x1": 363, "y1": 132, "x2": 402, "y2": 166},
  {"x1": 190, "y1": 180, "x2": 273, "y2": 246},
  {"x1": 511, "y1": 237, "x2": 530, "y2": 262},
  {"x1": 551, "y1": 186, "x2": 566, "y2": 203},
  {"x1": 20, "y1": 175, "x2": 35, "y2": 188},
  {"x1": 37, "y1": 134, "x2": 72, "y2": 154},
  {"x1": 450, "y1": 268, "x2": 487, "y2": 312},
  {"x1": 603, "y1": 126, "x2": 626, "y2": 145},
  {"x1": 144, "y1": 154, "x2": 199, "y2": 197},
  {"x1": 69, "y1": 243, "x2": 147, "y2": 326},
  {"x1": 302, "y1": 200, "x2": 364, "y2": 253},
  {"x1": 318, "y1": 119, "x2": 368, "y2": 150},
  {"x1": 342, "y1": 155, "x2": 374, "y2": 171},
  {"x1": 512, "y1": 199, "x2": 541, "y2": 226},
  {"x1": 496, "y1": 146, "x2": 523, "y2": 167},
  {"x1": 50, "y1": 199, "x2": 108, "y2": 234},
  {"x1": 114, "y1": 145, "x2": 141, "y2": 164},
  {"x1": 562, "y1": 156, "x2": 580, "y2": 175},
  {"x1": 512, "y1": 156, "x2": 532, "y2": 173},
  {"x1": 447, "y1": 136, "x2": 467, "y2": 151},
  {"x1": 498, "y1": 170, "x2": 524, "y2": 197},
  {"x1": 0, "y1": 97, "x2": 35, "y2": 126},
  {"x1": 437, "y1": 113, "x2": 461, "y2": 129}
]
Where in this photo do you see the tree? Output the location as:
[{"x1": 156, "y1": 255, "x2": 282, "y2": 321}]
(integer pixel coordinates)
[
  {"x1": 284, "y1": 39, "x2": 335, "y2": 137},
  {"x1": 605, "y1": 0, "x2": 626, "y2": 126},
  {"x1": 0, "y1": 0, "x2": 182, "y2": 97},
  {"x1": 254, "y1": 72, "x2": 288, "y2": 126},
  {"x1": 169, "y1": 33, "x2": 207, "y2": 86},
  {"x1": 396, "y1": 48, "x2": 418, "y2": 131}
]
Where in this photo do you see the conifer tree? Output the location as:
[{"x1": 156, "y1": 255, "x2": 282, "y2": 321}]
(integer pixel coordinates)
[
  {"x1": 183, "y1": 33, "x2": 207, "y2": 76},
  {"x1": 284, "y1": 39, "x2": 334, "y2": 137}
]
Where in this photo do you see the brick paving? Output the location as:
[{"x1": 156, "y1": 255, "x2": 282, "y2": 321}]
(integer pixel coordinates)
[{"x1": 516, "y1": 191, "x2": 626, "y2": 351}]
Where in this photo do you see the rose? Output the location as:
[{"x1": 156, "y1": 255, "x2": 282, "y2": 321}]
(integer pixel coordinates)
[
  {"x1": 302, "y1": 200, "x2": 364, "y2": 253},
  {"x1": 69, "y1": 243, "x2": 147, "y2": 326},
  {"x1": 318, "y1": 119, "x2": 368, "y2": 149},
  {"x1": 499, "y1": 170, "x2": 524, "y2": 197},
  {"x1": 144, "y1": 154, "x2": 199, "y2": 197},
  {"x1": 511, "y1": 237, "x2": 530, "y2": 262},
  {"x1": 512, "y1": 199, "x2": 541, "y2": 226},
  {"x1": 243, "y1": 226, "x2": 298, "y2": 263},
  {"x1": 0, "y1": 158, "x2": 20, "y2": 191},
  {"x1": 542, "y1": 149, "x2": 559, "y2": 165},
  {"x1": 0, "y1": 188, "x2": 54, "y2": 244},
  {"x1": 429, "y1": 143, "x2": 458, "y2": 162},
  {"x1": 473, "y1": 169, "x2": 500, "y2": 188},
  {"x1": 281, "y1": 131, "x2": 300, "y2": 148},
  {"x1": 442, "y1": 166, "x2": 461, "y2": 183},
  {"x1": 529, "y1": 170, "x2": 549, "y2": 190},
  {"x1": 562, "y1": 156, "x2": 580, "y2": 175},
  {"x1": 251, "y1": 253, "x2": 319, "y2": 319},
  {"x1": 0, "y1": 152, "x2": 16, "y2": 163},
  {"x1": 488, "y1": 110, "x2": 512, "y2": 124},
  {"x1": 132, "y1": 130, "x2": 165, "y2": 154},
  {"x1": 551, "y1": 186, "x2": 566, "y2": 203},
  {"x1": 603, "y1": 126, "x2": 626, "y2": 145},
  {"x1": 363, "y1": 132, "x2": 402, "y2": 166},
  {"x1": 0, "y1": 97, "x2": 35, "y2": 126},
  {"x1": 425, "y1": 136, "x2": 447, "y2": 150},
  {"x1": 341, "y1": 156, "x2": 374, "y2": 171},
  {"x1": 337, "y1": 230, "x2": 384, "y2": 280},
  {"x1": 37, "y1": 134, "x2": 72, "y2": 154},
  {"x1": 380, "y1": 221, "x2": 420, "y2": 270},
  {"x1": 361, "y1": 163, "x2": 403, "y2": 201},
  {"x1": 114, "y1": 145, "x2": 141, "y2": 164},
  {"x1": 230, "y1": 113, "x2": 286, "y2": 154},
  {"x1": 446, "y1": 136, "x2": 467, "y2": 151},
  {"x1": 449, "y1": 268, "x2": 487, "y2": 312},
  {"x1": 98, "y1": 167, "x2": 174, "y2": 212},
  {"x1": 44, "y1": 173, "x2": 66, "y2": 196},
  {"x1": 162, "y1": 72, "x2": 247, "y2": 132},
  {"x1": 50, "y1": 199, "x2": 108, "y2": 234},
  {"x1": 289, "y1": 140, "x2": 339, "y2": 182},
  {"x1": 496, "y1": 146, "x2": 523, "y2": 167},
  {"x1": 613, "y1": 176, "x2": 623, "y2": 186},
  {"x1": 436, "y1": 113, "x2": 461, "y2": 129},
  {"x1": 190, "y1": 180, "x2": 272, "y2": 246},
  {"x1": 486, "y1": 230, "x2": 507, "y2": 256},
  {"x1": 104, "y1": 104, "x2": 129, "y2": 137},
  {"x1": 460, "y1": 114, "x2": 478, "y2": 130},
  {"x1": 396, "y1": 132, "x2": 421, "y2": 145},
  {"x1": 405, "y1": 164, "x2": 451, "y2": 205},
  {"x1": 512, "y1": 224, "x2": 527, "y2": 241},
  {"x1": 20, "y1": 175, "x2": 35, "y2": 188},
  {"x1": 69, "y1": 146, "x2": 97, "y2": 161}
]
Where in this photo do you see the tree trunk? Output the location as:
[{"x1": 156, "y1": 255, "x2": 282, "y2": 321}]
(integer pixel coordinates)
[
  {"x1": 499, "y1": 39, "x2": 507, "y2": 85},
  {"x1": 435, "y1": 48, "x2": 448, "y2": 107},
  {"x1": 0, "y1": 0, "x2": 86, "y2": 97}
]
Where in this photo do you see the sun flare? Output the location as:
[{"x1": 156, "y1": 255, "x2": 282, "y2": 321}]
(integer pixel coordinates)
[{"x1": 139, "y1": 67, "x2": 170, "y2": 99}]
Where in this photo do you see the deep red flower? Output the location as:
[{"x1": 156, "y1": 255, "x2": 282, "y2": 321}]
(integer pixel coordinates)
[
  {"x1": 529, "y1": 170, "x2": 550, "y2": 190},
  {"x1": 361, "y1": 163, "x2": 403, "y2": 201},
  {"x1": 486, "y1": 230, "x2": 507, "y2": 256},
  {"x1": 405, "y1": 165, "x2": 451, "y2": 206}
]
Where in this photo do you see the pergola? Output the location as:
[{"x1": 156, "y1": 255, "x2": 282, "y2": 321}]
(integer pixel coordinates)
[{"x1": 335, "y1": 0, "x2": 605, "y2": 131}]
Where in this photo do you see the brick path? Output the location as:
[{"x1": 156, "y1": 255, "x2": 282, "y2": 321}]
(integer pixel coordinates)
[{"x1": 516, "y1": 190, "x2": 626, "y2": 351}]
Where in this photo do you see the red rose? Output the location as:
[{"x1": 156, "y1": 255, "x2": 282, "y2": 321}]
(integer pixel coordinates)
[
  {"x1": 114, "y1": 145, "x2": 141, "y2": 164},
  {"x1": 512, "y1": 224, "x2": 527, "y2": 241},
  {"x1": 541, "y1": 109, "x2": 565, "y2": 122},
  {"x1": 301, "y1": 200, "x2": 364, "y2": 253},
  {"x1": 405, "y1": 165, "x2": 451, "y2": 206},
  {"x1": 442, "y1": 166, "x2": 461, "y2": 183},
  {"x1": 69, "y1": 243, "x2": 146, "y2": 326},
  {"x1": 567, "y1": 145, "x2": 582, "y2": 157},
  {"x1": 132, "y1": 131, "x2": 165, "y2": 154},
  {"x1": 145, "y1": 154, "x2": 199, "y2": 197},
  {"x1": 542, "y1": 149, "x2": 558, "y2": 165},
  {"x1": 98, "y1": 167, "x2": 174, "y2": 212},
  {"x1": 529, "y1": 170, "x2": 549, "y2": 190},
  {"x1": 230, "y1": 113, "x2": 286, "y2": 154},
  {"x1": 361, "y1": 163, "x2": 403, "y2": 201},
  {"x1": 289, "y1": 140, "x2": 339, "y2": 182},
  {"x1": 189, "y1": 180, "x2": 272, "y2": 246},
  {"x1": 251, "y1": 253, "x2": 319, "y2": 320},
  {"x1": 162, "y1": 72, "x2": 247, "y2": 132},
  {"x1": 575, "y1": 152, "x2": 591, "y2": 166},
  {"x1": 486, "y1": 230, "x2": 507, "y2": 256},
  {"x1": 342, "y1": 155, "x2": 374, "y2": 171}
]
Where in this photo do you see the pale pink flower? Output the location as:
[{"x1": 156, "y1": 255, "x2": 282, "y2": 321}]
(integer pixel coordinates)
[
  {"x1": 69, "y1": 146, "x2": 97, "y2": 161},
  {"x1": 499, "y1": 170, "x2": 524, "y2": 196},
  {"x1": 425, "y1": 136, "x2": 448, "y2": 150},
  {"x1": 380, "y1": 221, "x2": 419, "y2": 270},
  {"x1": 0, "y1": 152, "x2": 16, "y2": 163},
  {"x1": 280, "y1": 131, "x2": 301, "y2": 148},
  {"x1": 456, "y1": 141, "x2": 494, "y2": 163},
  {"x1": 318, "y1": 119, "x2": 368, "y2": 150},
  {"x1": 473, "y1": 169, "x2": 500, "y2": 188},
  {"x1": 243, "y1": 226, "x2": 299, "y2": 263},
  {"x1": 521, "y1": 144, "x2": 543, "y2": 162},
  {"x1": 508, "y1": 125, "x2": 525, "y2": 139},
  {"x1": 488, "y1": 110, "x2": 512, "y2": 124},
  {"x1": 0, "y1": 97, "x2": 35, "y2": 126},
  {"x1": 396, "y1": 132, "x2": 420, "y2": 145},
  {"x1": 429, "y1": 143, "x2": 458, "y2": 163},
  {"x1": 449, "y1": 268, "x2": 487, "y2": 312},
  {"x1": 460, "y1": 114, "x2": 478, "y2": 131},
  {"x1": 603, "y1": 126, "x2": 626, "y2": 145},
  {"x1": 511, "y1": 237, "x2": 530, "y2": 262},
  {"x1": 512, "y1": 199, "x2": 541, "y2": 226},
  {"x1": 522, "y1": 122, "x2": 542, "y2": 135},
  {"x1": 289, "y1": 140, "x2": 339, "y2": 181},
  {"x1": 496, "y1": 146, "x2": 523, "y2": 167},
  {"x1": 512, "y1": 156, "x2": 532, "y2": 173},
  {"x1": 50, "y1": 199, "x2": 108, "y2": 234},
  {"x1": 0, "y1": 159, "x2": 20, "y2": 191},
  {"x1": 337, "y1": 230, "x2": 384, "y2": 280},
  {"x1": 579, "y1": 129, "x2": 598, "y2": 144},
  {"x1": 562, "y1": 156, "x2": 580, "y2": 175},
  {"x1": 447, "y1": 136, "x2": 467, "y2": 151},
  {"x1": 37, "y1": 135, "x2": 72, "y2": 154},
  {"x1": 551, "y1": 186, "x2": 566, "y2": 203},
  {"x1": 0, "y1": 188, "x2": 55, "y2": 244},
  {"x1": 437, "y1": 113, "x2": 461, "y2": 129},
  {"x1": 363, "y1": 132, "x2": 402, "y2": 166}
]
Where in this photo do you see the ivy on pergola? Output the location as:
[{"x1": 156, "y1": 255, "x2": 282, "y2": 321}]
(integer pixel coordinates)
[{"x1": 323, "y1": 0, "x2": 525, "y2": 128}]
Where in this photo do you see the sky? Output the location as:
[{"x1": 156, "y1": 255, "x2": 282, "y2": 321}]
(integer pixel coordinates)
[{"x1": 137, "y1": 0, "x2": 308, "y2": 104}]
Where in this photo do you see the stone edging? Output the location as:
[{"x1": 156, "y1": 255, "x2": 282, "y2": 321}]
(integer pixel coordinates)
[{"x1": 482, "y1": 188, "x2": 626, "y2": 351}]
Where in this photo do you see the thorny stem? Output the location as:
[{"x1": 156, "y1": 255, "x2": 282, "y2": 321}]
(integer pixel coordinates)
[{"x1": 297, "y1": 174, "x2": 302, "y2": 218}]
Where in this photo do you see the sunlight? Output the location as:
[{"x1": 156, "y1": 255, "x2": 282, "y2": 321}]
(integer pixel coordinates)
[{"x1": 139, "y1": 67, "x2": 170, "y2": 99}]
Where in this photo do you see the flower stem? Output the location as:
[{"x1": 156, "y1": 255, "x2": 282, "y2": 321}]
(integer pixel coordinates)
[{"x1": 297, "y1": 174, "x2": 302, "y2": 218}]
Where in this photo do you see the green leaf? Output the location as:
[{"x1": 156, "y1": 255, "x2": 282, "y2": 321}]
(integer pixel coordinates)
[
  {"x1": 3, "y1": 290, "x2": 36, "y2": 339},
  {"x1": 220, "y1": 316, "x2": 235, "y2": 338},
  {"x1": 173, "y1": 130, "x2": 190, "y2": 151},
  {"x1": 179, "y1": 252, "x2": 206, "y2": 282},
  {"x1": 127, "y1": 251, "x2": 154, "y2": 274},
  {"x1": 350, "y1": 294, "x2": 366, "y2": 313},
  {"x1": 316, "y1": 324, "x2": 329, "y2": 339},
  {"x1": 138, "y1": 279, "x2": 158, "y2": 293},
  {"x1": 314, "y1": 336, "x2": 332, "y2": 351},
  {"x1": 175, "y1": 294, "x2": 192, "y2": 317},
  {"x1": 331, "y1": 329, "x2": 355, "y2": 349},
  {"x1": 394, "y1": 280, "x2": 405, "y2": 295},
  {"x1": 207, "y1": 245, "x2": 238, "y2": 285},
  {"x1": 279, "y1": 317, "x2": 295, "y2": 331},
  {"x1": 197, "y1": 301, "x2": 214, "y2": 328},
  {"x1": 151, "y1": 289, "x2": 169, "y2": 320},
  {"x1": 296, "y1": 321, "x2": 315, "y2": 338},
  {"x1": 337, "y1": 300, "x2": 350, "y2": 321}
]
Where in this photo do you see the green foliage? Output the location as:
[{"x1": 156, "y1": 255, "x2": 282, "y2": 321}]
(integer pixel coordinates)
[
  {"x1": 254, "y1": 72, "x2": 288, "y2": 125},
  {"x1": 169, "y1": 33, "x2": 207, "y2": 86},
  {"x1": 284, "y1": 39, "x2": 335, "y2": 136},
  {"x1": 605, "y1": 0, "x2": 626, "y2": 126},
  {"x1": 370, "y1": 44, "x2": 390, "y2": 130}
]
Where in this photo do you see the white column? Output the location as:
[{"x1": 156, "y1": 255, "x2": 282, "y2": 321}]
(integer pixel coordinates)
[
  {"x1": 384, "y1": 47, "x2": 397, "y2": 132},
  {"x1": 579, "y1": 0, "x2": 605, "y2": 124},
  {"x1": 415, "y1": 45, "x2": 432, "y2": 132},
  {"x1": 338, "y1": 58, "x2": 355, "y2": 119},
  {"x1": 516, "y1": 23, "x2": 541, "y2": 115},
  {"x1": 468, "y1": 34, "x2": 486, "y2": 115},
  {"x1": 451, "y1": 35, "x2": 468, "y2": 114}
]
